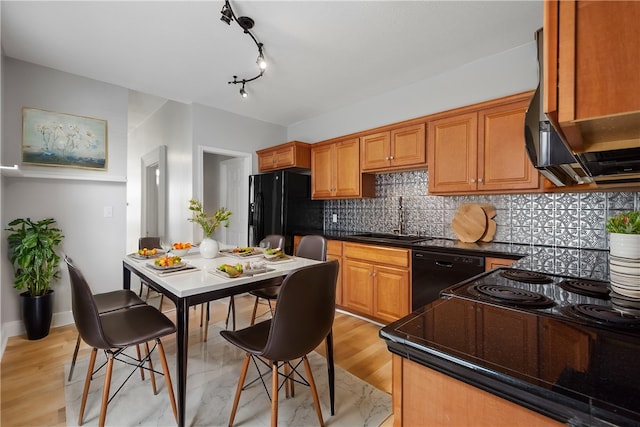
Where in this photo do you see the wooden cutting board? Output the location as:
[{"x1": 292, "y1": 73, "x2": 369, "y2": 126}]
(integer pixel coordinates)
[
  {"x1": 451, "y1": 204, "x2": 487, "y2": 243},
  {"x1": 478, "y1": 203, "x2": 497, "y2": 242}
]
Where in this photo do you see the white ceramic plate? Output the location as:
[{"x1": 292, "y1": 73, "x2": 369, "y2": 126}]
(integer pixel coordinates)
[
  {"x1": 211, "y1": 268, "x2": 243, "y2": 279},
  {"x1": 609, "y1": 255, "x2": 640, "y2": 266},
  {"x1": 611, "y1": 284, "x2": 640, "y2": 299},
  {"x1": 609, "y1": 262, "x2": 640, "y2": 276},
  {"x1": 609, "y1": 274, "x2": 640, "y2": 289},
  {"x1": 148, "y1": 261, "x2": 186, "y2": 271}
]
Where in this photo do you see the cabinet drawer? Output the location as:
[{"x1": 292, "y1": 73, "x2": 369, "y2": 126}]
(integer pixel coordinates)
[{"x1": 343, "y1": 242, "x2": 409, "y2": 268}]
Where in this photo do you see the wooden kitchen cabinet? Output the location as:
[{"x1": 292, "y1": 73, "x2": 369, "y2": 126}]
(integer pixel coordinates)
[
  {"x1": 544, "y1": 0, "x2": 640, "y2": 154},
  {"x1": 428, "y1": 92, "x2": 541, "y2": 195},
  {"x1": 361, "y1": 123, "x2": 426, "y2": 172},
  {"x1": 342, "y1": 242, "x2": 410, "y2": 323},
  {"x1": 257, "y1": 141, "x2": 311, "y2": 172},
  {"x1": 311, "y1": 137, "x2": 375, "y2": 199}
]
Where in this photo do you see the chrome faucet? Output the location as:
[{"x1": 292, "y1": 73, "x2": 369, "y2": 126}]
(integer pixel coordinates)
[{"x1": 393, "y1": 196, "x2": 404, "y2": 235}]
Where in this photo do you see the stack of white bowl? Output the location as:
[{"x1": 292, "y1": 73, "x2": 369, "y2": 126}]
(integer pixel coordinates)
[{"x1": 609, "y1": 254, "x2": 640, "y2": 299}]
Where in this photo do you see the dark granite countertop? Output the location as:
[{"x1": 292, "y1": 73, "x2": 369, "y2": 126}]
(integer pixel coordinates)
[{"x1": 303, "y1": 230, "x2": 610, "y2": 282}]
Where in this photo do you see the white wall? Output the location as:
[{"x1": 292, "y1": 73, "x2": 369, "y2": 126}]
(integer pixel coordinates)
[
  {"x1": 287, "y1": 42, "x2": 537, "y2": 143},
  {"x1": 1, "y1": 58, "x2": 128, "y2": 340}
]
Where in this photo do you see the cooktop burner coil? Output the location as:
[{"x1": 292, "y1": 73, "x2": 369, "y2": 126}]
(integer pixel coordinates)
[
  {"x1": 499, "y1": 269, "x2": 554, "y2": 284},
  {"x1": 468, "y1": 284, "x2": 555, "y2": 308},
  {"x1": 557, "y1": 279, "x2": 611, "y2": 299},
  {"x1": 562, "y1": 304, "x2": 640, "y2": 329}
]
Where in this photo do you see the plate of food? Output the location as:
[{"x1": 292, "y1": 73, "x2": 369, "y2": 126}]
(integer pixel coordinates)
[
  {"x1": 148, "y1": 255, "x2": 185, "y2": 270},
  {"x1": 214, "y1": 263, "x2": 245, "y2": 278},
  {"x1": 263, "y1": 248, "x2": 285, "y2": 260},
  {"x1": 130, "y1": 248, "x2": 165, "y2": 260},
  {"x1": 221, "y1": 247, "x2": 263, "y2": 257}
]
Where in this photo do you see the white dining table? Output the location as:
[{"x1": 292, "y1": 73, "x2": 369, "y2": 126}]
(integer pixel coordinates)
[{"x1": 122, "y1": 250, "x2": 335, "y2": 427}]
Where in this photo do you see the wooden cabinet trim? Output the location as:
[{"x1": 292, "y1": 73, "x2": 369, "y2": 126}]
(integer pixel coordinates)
[{"x1": 257, "y1": 141, "x2": 311, "y2": 172}]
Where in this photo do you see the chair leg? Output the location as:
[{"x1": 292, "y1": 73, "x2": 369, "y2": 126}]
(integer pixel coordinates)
[
  {"x1": 136, "y1": 344, "x2": 145, "y2": 380},
  {"x1": 99, "y1": 353, "x2": 115, "y2": 427},
  {"x1": 271, "y1": 361, "x2": 279, "y2": 427},
  {"x1": 68, "y1": 334, "x2": 81, "y2": 381},
  {"x1": 250, "y1": 296, "x2": 260, "y2": 326},
  {"x1": 145, "y1": 342, "x2": 158, "y2": 395},
  {"x1": 157, "y1": 338, "x2": 178, "y2": 422},
  {"x1": 229, "y1": 354, "x2": 251, "y2": 427},
  {"x1": 303, "y1": 355, "x2": 324, "y2": 427},
  {"x1": 79, "y1": 348, "x2": 98, "y2": 426}
]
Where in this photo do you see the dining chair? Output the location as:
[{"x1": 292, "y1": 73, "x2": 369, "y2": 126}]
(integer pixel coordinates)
[
  {"x1": 248, "y1": 234, "x2": 286, "y2": 325},
  {"x1": 220, "y1": 260, "x2": 339, "y2": 427},
  {"x1": 67, "y1": 286, "x2": 145, "y2": 381},
  {"x1": 249, "y1": 234, "x2": 327, "y2": 325},
  {"x1": 138, "y1": 237, "x2": 165, "y2": 309},
  {"x1": 65, "y1": 256, "x2": 177, "y2": 427}
]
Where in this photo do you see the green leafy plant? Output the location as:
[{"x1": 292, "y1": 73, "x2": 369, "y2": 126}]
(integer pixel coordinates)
[
  {"x1": 188, "y1": 199, "x2": 232, "y2": 237},
  {"x1": 606, "y1": 211, "x2": 640, "y2": 235},
  {"x1": 5, "y1": 218, "x2": 64, "y2": 296}
]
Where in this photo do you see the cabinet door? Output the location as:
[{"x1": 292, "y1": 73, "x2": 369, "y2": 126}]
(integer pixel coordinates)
[
  {"x1": 311, "y1": 144, "x2": 335, "y2": 199},
  {"x1": 479, "y1": 100, "x2": 540, "y2": 191},
  {"x1": 485, "y1": 257, "x2": 517, "y2": 272},
  {"x1": 391, "y1": 123, "x2": 426, "y2": 168},
  {"x1": 342, "y1": 259, "x2": 373, "y2": 315},
  {"x1": 334, "y1": 138, "x2": 362, "y2": 197},
  {"x1": 428, "y1": 113, "x2": 478, "y2": 193},
  {"x1": 274, "y1": 146, "x2": 296, "y2": 169},
  {"x1": 361, "y1": 132, "x2": 391, "y2": 171},
  {"x1": 373, "y1": 265, "x2": 410, "y2": 323},
  {"x1": 258, "y1": 152, "x2": 275, "y2": 171}
]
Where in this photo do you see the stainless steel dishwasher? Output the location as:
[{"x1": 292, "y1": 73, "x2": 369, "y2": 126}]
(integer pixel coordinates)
[{"x1": 412, "y1": 250, "x2": 485, "y2": 310}]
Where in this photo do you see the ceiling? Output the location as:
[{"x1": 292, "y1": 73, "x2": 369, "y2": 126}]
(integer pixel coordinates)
[{"x1": 1, "y1": 1, "x2": 543, "y2": 128}]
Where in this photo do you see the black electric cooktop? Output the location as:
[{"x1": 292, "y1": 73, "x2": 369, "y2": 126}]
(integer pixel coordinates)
[{"x1": 381, "y1": 268, "x2": 640, "y2": 426}]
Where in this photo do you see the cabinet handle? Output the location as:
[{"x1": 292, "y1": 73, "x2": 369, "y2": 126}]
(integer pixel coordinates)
[
  {"x1": 478, "y1": 177, "x2": 483, "y2": 183},
  {"x1": 470, "y1": 178, "x2": 476, "y2": 183},
  {"x1": 389, "y1": 156, "x2": 394, "y2": 160}
]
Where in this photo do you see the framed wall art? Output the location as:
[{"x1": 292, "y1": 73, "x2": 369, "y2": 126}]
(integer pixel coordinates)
[{"x1": 22, "y1": 107, "x2": 108, "y2": 170}]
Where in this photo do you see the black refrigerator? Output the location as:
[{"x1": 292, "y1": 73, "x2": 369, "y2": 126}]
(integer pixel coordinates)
[{"x1": 248, "y1": 171, "x2": 324, "y2": 254}]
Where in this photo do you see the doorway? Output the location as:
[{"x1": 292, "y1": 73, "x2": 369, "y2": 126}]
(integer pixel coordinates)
[
  {"x1": 141, "y1": 145, "x2": 167, "y2": 239},
  {"x1": 197, "y1": 146, "x2": 252, "y2": 247}
]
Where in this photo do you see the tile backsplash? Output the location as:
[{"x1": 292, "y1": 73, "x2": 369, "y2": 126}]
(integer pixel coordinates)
[{"x1": 323, "y1": 170, "x2": 640, "y2": 251}]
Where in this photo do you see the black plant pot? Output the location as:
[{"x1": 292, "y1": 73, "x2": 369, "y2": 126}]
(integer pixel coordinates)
[{"x1": 20, "y1": 290, "x2": 54, "y2": 340}]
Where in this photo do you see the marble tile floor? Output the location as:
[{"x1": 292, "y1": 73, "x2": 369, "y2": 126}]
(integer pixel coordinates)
[{"x1": 64, "y1": 323, "x2": 392, "y2": 427}]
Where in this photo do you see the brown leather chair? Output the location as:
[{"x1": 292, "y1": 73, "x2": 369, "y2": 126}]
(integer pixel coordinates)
[
  {"x1": 65, "y1": 256, "x2": 177, "y2": 427},
  {"x1": 249, "y1": 235, "x2": 327, "y2": 325},
  {"x1": 220, "y1": 260, "x2": 339, "y2": 427},
  {"x1": 138, "y1": 237, "x2": 165, "y2": 308},
  {"x1": 248, "y1": 235, "x2": 286, "y2": 325},
  {"x1": 67, "y1": 287, "x2": 145, "y2": 381}
]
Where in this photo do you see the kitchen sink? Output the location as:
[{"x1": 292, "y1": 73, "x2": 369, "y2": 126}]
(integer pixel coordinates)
[{"x1": 350, "y1": 232, "x2": 432, "y2": 243}]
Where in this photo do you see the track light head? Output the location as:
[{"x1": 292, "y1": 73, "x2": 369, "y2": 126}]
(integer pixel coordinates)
[
  {"x1": 220, "y1": 3, "x2": 233, "y2": 25},
  {"x1": 256, "y1": 45, "x2": 266, "y2": 70},
  {"x1": 240, "y1": 83, "x2": 248, "y2": 98}
]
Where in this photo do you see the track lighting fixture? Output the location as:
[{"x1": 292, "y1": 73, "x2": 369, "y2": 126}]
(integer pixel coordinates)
[{"x1": 220, "y1": 0, "x2": 267, "y2": 98}]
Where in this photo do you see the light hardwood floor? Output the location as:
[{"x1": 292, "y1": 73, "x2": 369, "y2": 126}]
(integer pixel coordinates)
[{"x1": 1, "y1": 293, "x2": 392, "y2": 427}]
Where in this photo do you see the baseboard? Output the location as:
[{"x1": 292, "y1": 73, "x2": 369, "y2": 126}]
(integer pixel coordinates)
[{"x1": 1, "y1": 310, "x2": 75, "y2": 344}]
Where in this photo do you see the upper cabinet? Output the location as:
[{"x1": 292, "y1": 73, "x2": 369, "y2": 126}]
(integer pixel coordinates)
[
  {"x1": 428, "y1": 92, "x2": 540, "y2": 195},
  {"x1": 311, "y1": 137, "x2": 375, "y2": 200},
  {"x1": 257, "y1": 141, "x2": 311, "y2": 172},
  {"x1": 544, "y1": 0, "x2": 640, "y2": 153},
  {"x1": 361, "y1": 123, "x2": 426, "y2": 172}
]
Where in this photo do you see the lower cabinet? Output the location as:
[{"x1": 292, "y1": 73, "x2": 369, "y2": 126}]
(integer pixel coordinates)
[
  {"x1": 342, "y1": 242, "x2": 410, "y2": 323},
  {"x1": 485, "y1": 257, "x2": 518, "y2": 271},
  {"x1": 327, "y1": 240, "x2": 343, "y2": 306},
  {"x1": 393, "y1": 355, "x2": 563, "y2": 427}
]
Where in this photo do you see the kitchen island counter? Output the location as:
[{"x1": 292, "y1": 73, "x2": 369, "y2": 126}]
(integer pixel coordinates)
[{"x1": 380, "y1": 271, "x2": 640, "y2": 426}]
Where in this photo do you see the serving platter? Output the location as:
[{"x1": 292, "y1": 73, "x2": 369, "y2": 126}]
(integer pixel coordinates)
[
  {"x1": 220, "y1": 247, "x2": 263, "y2": 258},
  {"x1": 129, "y1": 250, "x2": 165, "y2": 260}
]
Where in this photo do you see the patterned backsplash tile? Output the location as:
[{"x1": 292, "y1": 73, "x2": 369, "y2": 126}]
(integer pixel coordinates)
[{"x1": 323, "y1": 170, "x2": 640, "y2": 250}]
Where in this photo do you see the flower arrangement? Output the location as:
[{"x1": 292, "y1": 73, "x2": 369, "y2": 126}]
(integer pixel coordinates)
[
  {"x1": 606, "y1": 211, "x2": 640, "y2": 235},
  {"x1": 188, "y1": 199, "x2": 232, "y2": 237}
]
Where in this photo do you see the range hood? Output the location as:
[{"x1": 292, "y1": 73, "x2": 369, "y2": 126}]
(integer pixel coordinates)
[{"x1": 524, "y1": 29, "x2": 592, "y2": 187}]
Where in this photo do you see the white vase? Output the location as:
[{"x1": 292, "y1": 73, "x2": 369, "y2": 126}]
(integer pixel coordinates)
[
  {"x1": 609, "y1": 233, "x2": 640, "y2": 260},
  {"x1": 199, "y1": 237, "x2": 219, "y2": 259}
]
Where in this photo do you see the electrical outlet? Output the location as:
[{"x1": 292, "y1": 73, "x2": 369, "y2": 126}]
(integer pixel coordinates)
[
  {"x1": 104, "y1": 206, "x2": 113, "y2": 218},
  {"x1": 332, "y1": 213, "x2": 338, "y2": 223}
]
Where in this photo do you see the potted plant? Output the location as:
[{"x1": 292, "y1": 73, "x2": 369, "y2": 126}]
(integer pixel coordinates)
[
  {"x1": 5, "y1": 217, "x2": 64, "y2": 340},
  {"x1": 188, "y1": 199, "x2": 231, "y2": 258},
  {"x1": 606, "y1": 211, "x2": 640, "y2": 259}
]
